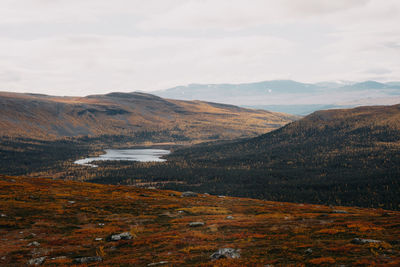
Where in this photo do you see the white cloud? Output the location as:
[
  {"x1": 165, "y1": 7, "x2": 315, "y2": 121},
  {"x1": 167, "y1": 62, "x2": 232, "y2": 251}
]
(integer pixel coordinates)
[{"x1": 0, "y1": 0, "x2": 399, "y2": 96}]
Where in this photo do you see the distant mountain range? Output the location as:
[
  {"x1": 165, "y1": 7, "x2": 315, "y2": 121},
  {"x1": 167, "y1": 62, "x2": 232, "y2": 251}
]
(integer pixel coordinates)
[
  {"x1": 0, "y1": 91, "x2": 296, "y2": 142},
  {"x1": 153, "y1": 80, "x2": 400, "y2": 115}
]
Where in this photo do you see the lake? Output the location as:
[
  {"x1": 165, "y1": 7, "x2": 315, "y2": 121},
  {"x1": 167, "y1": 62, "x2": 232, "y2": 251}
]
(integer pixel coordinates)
[{"x1": 74, "y1": 149, "x2": 170, "y2": 167}]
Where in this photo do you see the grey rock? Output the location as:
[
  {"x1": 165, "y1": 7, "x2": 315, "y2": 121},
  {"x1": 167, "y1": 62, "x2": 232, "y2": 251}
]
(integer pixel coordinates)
[
  {"x1": 332, "y1": 210, "x2": 348, "y2": 214},
  {"x1": 226, "y1": 216, "x2": 234, "y2": 220},
  {"x1": 27, "y1": 256, "x2": 46, "y2": 266},
  {"x1": 74, "y1": 256, "x2": 102, "y2": 264},
  {"x1": 188, "y1": 222, "x2": 205, "y2": 227},
  {"x1": 181, "y1": 191, "x2": 198, "y2": 197},
  {"x1": 68, "y1": 201, "x2": 75, "y2": 204},
  {"x1": 50, "y1": 256, "x2": 67, "y2": 260},
  {"x1": 305, "y1": 248, "x2": 313, "y2": 254},
  {"x1": 95, "y1": 237, "x2": 103, "y2": 241},
  {"x1": 147, "y1": 261, "x2": 169, "y2": 266},
  {"x1": 351, "y1": 238, "x2": 382, "y2": 244},
  {"x1": 109, "y1": 232, "x2": 132, "y2": 241},
  {"x1": 210, "y1": 248, "x2": 240, "y2": 260},
  {"x1": 28, "y1": 241, "x2": 40, "y2": 247}
]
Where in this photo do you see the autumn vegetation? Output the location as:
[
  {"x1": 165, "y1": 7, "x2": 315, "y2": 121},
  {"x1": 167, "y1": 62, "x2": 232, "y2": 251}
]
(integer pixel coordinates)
[{"x1": 1, "y1": 175, "x2": 399, "y2": 266}]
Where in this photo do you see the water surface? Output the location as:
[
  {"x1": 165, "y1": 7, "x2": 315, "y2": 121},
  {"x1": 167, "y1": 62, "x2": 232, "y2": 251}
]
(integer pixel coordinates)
[{"x1": 74, "y1": 149, "x2": 170, "y2": 167}]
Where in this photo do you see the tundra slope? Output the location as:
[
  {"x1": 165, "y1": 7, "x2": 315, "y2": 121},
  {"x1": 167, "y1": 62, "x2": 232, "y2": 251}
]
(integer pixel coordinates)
[
  {"x1": 0, "y1": 91, "x2": 296, "y2": 141},
  {"x1": 0, "y1": 175, "x2": 399, "y2": 266}
]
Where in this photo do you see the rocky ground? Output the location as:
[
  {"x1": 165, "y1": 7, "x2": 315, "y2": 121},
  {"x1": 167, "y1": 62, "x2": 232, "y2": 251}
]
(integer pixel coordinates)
[{"x1": 0, "y1": 174, "x2": 399, "y2": 266}]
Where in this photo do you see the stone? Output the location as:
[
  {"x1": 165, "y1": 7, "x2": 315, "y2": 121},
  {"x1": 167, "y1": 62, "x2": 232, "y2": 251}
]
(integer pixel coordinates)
[
  {"x1": 27, "y1": 256, "x2": 46, "y2": 266},
  {"x1": 109, "y1": 232, "x2": 132, "y2": 241},
  {"x1": 147, "y1": 261, "x2": 169, "y2": 266},
  {"x1": 181, "y1": 191, "x2": 198, "y2": 197},
  {"x1": 226, "y1": 215, "x2": 234, "y2": 220},
  {"x1": 95, "y1": 238, "x2": 103, "y2": 241},
  {"x1": 305, "y1": 248, "x2": 313, "y2": 254},
  {"x1": 74, "y1": 256, "x2": 102, "y2": 264},
  {"x1": 332, "y1": 210, "x2": 348, "y2": 214},
  {"x1": 210, "y1": 248, "x2": 240, "y2": 260},
  {"x1": 188, "y1": 222, "x2": 205, "y2": 227},
  {"x1": 351, "y1": 238, "x2": 382, "y2": 244},
  {"x1": 28, "y1": 241, "x2": 40, "y2": 247}
]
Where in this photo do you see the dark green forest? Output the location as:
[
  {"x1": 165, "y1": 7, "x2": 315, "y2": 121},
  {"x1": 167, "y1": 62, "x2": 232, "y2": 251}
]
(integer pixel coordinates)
[{"x1": 1, "y1": 105, "x2": 400, "y2": 210}]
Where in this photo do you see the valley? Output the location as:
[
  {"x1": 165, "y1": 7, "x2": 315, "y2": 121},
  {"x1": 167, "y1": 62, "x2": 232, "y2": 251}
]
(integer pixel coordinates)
[{"x1": 1, "y1": 175, "x2": 399, "y2": 266}]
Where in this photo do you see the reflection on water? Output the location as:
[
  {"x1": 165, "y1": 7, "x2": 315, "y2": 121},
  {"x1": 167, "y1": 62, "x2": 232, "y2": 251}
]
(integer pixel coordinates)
[{"x1": 74, "y1": 149, "x2": 170, "y2": 167}]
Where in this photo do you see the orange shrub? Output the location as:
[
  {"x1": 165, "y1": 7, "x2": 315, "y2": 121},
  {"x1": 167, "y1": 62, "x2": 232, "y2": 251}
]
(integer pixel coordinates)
[{"x1": 309, "y1": 257, "x2": 336, "y2": 265}]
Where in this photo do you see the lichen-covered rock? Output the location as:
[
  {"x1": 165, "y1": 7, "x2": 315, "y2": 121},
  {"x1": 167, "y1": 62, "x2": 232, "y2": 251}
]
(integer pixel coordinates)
[
  {"x1": 332, "y1": 210, "x2": 348, "y2": 214},
  {"x1": 147, "y1": 261, "x2": 169, "y2": 266},
  {"x1": 27, "y1": 241, "x2": 40, "y2": 247},
  {"x1": 27, "y1": 256, "x2": 46, "y2": 266},
  {"x1": 351, "y1": 238, "x2": 382, "y2": 244},
  {"x1": 73, "y1": 256, "x2": 102, "y2": 264},
  {"x1": 109, "y1": 232, "x2": 132, "y2": 241},
  {"x1": 210, "y1": 248, "x2": 240, "y2": 260},
  {"x1": 181, "y1": 191, "x2": 198, "y2": 197},
  {"x1": 188, "y1": 221, "x2": 205, "y2": 227}
]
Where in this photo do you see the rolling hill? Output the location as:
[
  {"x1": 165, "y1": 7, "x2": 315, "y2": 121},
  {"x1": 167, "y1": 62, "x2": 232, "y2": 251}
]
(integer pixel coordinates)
[
  {"x1": 0, "y1": 91, "x2": 296, "y2": 142},
  {"x1": 75, "y1": 104, "x2": 400, "y2": 210},
  {"x1": 1, "y1": 175, "x2": 399, "y2": 266}
]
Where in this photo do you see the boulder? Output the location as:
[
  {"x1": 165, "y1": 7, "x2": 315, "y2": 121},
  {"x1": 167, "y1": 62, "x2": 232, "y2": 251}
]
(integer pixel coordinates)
[
  {"x1": 109, "y1": 232, "x2": 132, "y2": 241},
  {"x1": 351, "y1": 238, "x2": 382, "y2": 244},
  {"x1": 27, "y1": 241, "x2": 40, "y2": 247},
  {"x1": 188, "y1": 222, "x2": 205, "y2": 227},
  {"x1": 27, "y1": 257, "x2": 46, "y2": 266},
  {"x1": 304, "y1": 248, "x2": 313, "y2": 254},
  {"x1": 226, "y1": 216, "x2": 234, "y2": 220},
  {"x1": 332, "y1": 210, "x2": 348, "y2": 214},
  {"x1": 181, "y1": 191, "x2": 198, "y2": 197},
  {"x1": 210, "y1": 248, "x2": 240, "y2": 260},
  {"x1": 147, "y1": 261, "x2": 169, "y2": 266},
  {"x1": 74, "y1": 256, "x2": 102, "y2": 264}
]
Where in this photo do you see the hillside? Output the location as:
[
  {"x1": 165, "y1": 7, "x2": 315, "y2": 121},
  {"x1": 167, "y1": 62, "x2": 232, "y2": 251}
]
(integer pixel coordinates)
[
  {"x1": 153, "y1": 80, "x2": 400, "y2": 115},
  {"x1": 0, "y1": 91, "x2": 296, "y2": 142},
  {"x1": 70, "y1": 104, "x2": 400, "y2": 210},
  {"x1": 1, "y1": 175, "x2": 399, "y2": 266}
]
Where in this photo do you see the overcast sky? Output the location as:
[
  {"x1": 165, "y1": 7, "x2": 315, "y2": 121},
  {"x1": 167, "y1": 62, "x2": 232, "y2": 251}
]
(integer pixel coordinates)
[{"x1": 0, "y1": 0, "x2": 399, "y2": 96}]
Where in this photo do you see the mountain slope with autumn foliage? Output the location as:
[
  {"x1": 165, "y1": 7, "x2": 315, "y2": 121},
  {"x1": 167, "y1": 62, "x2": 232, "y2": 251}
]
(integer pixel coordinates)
[
  {"x1": 0, "y1": 91, "x2": 296, "y2": 142},
  {"x1": 1, "y1": 175, "x2": 399, "y2": 266},
  {"x1": 74, "y1": 104, "x2": 400, "y2": 210}
]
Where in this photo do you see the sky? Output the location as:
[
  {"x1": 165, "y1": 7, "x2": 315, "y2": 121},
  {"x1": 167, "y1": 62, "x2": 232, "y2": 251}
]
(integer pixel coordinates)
[{"x1": 0, "y1": 0, "x2": 399, "y2": 96}]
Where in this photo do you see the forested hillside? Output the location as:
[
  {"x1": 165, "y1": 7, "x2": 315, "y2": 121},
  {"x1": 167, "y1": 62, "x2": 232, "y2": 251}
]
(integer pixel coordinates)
[{"x1": 68, "y1": 105, "x2": 400, "y2": 210}]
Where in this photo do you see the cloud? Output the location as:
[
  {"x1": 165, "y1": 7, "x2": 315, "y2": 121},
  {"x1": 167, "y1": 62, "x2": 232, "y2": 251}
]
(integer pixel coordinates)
[{"x1": 0, "y1": 0, "x2": 399, "y2": 96}]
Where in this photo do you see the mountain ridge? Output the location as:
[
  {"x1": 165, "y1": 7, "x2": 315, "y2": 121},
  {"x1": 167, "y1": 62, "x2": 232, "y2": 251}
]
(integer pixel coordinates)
[
  {"x1": 0, "y1": 91, "x2": 297, "y2": 142},
  {"x1": 153, "y1": 80, "x2": 400, "y2": 115}
]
